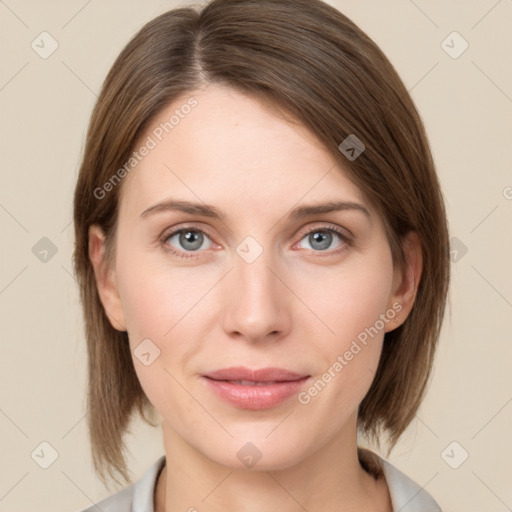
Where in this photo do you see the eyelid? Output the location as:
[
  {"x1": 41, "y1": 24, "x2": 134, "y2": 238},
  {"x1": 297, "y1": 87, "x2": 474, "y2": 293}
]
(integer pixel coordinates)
[
  {"x1": 160, "y1": 222, "x2": 215, "y2": 242},
  {"x1": 298, "y1": 222, "x2": 352, "y2": 240}
]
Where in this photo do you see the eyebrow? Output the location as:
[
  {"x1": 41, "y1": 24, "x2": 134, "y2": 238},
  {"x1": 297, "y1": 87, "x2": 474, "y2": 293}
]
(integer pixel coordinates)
[
  {"x1": 289, "y1": 201, "x2": 371, "y2": 221},
  {"x1": 140, "y1": 199, "x2": 225, "y2": 219},
  {"x1": 140, "y1": 199, "x2": 371, "y2": 221}
]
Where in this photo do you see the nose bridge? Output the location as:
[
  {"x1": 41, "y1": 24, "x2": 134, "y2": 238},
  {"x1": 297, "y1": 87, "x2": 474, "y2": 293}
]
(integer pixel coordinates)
[{"x1": 223, "y1": 242, "x2": 289, "y2": 340}]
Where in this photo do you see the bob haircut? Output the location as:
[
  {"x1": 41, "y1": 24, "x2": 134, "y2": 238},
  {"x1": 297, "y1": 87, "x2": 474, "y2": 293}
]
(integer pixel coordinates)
[{"x1": 73, "y1": 0, "x2": 450, "y2": 485}]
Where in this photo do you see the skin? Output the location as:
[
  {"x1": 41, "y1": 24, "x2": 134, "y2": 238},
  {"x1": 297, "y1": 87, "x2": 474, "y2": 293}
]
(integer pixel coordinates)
[{"x1": 89, "y1": 84, "x2": 422, "y2": 511}]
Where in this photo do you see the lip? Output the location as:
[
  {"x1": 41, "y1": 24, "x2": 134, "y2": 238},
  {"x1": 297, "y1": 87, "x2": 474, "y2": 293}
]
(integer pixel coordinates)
[
  {"x1": 204, "y1": 366, "x2": 307, "y2": 382},
  {"x1": 202, "y1": 366, "x2": 310, "y2": 410}
]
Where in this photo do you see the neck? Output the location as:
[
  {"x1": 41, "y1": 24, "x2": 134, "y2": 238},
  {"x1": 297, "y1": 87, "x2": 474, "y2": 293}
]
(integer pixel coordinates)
[{"x1": 155, "y1": 417, "x2": 391, "y2": 512}]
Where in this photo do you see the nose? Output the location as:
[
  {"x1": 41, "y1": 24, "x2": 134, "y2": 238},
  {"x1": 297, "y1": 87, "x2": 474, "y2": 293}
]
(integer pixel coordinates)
[{"x1": 221, "y1": 247, "x2": 291, "y2": 344}]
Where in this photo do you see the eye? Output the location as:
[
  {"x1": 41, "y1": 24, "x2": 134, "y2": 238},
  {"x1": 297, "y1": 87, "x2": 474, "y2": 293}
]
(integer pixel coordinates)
[
  {"x1": 163, "y1": 227, "x2": 214, "y2": 255},
  {"x1": 296, "y1": 226, "x2": 349, "y2": 252}
]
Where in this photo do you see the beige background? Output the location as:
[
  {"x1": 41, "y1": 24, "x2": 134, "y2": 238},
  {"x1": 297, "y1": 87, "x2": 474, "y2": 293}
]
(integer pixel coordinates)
[{"x1": 1, "y1": 0, "x2": 511, "y2": 511}]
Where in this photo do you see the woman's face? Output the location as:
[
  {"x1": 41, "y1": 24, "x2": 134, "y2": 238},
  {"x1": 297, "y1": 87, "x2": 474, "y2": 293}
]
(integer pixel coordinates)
[{"x1": 91, "y1": 84, "x2": 412, "y2": 470}]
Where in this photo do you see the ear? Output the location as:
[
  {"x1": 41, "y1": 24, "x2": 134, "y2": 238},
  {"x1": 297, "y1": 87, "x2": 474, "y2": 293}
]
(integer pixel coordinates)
[
  {"x1": 88, "y1": 225, "x2": 127, "y2": 332},
  {"x1": 385, "y1": 231, "x2": 423, "y2": 332}
]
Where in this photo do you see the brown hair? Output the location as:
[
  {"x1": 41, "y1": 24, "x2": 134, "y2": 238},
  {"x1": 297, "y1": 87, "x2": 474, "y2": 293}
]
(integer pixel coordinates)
[{"x1": 73, "y1": 0, "x2": 450, "y2": 485}]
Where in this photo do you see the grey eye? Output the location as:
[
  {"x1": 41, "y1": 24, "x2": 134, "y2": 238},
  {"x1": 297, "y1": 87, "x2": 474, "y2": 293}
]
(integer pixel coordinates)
[
  {"x1": 308, "y1": 231, "x2": 332, "y2": 250},
  {"x1": 166, "y1": 229, "x2": 212, "y2": 252},
  {"x1": 297, "y1": 229, "x2": 343, "y2": 251}
]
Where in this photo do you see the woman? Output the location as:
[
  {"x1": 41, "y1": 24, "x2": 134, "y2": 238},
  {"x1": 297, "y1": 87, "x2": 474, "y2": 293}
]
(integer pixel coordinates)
[{"x1": 73, "y1": 0, "x2": 450, "y2": 510}]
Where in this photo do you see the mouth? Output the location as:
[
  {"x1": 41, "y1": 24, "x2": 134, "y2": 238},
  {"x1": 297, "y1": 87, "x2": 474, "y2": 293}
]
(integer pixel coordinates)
[
  {"x1": 202, "y1": 367, "x2": 310, "y2": 410},
  {"x1": 219, "y1": 380, "x2": 289, "y2": 386}
]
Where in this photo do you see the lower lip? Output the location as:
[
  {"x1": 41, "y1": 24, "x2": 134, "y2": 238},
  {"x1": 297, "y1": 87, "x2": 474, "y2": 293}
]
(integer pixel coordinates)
[{"x1": 203, "y1": 377, "x2": 309, "y2": 410}]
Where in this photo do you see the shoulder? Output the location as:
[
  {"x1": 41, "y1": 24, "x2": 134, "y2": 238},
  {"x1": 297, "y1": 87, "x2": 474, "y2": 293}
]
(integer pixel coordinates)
[
  {"x1": 75, "y1": 456, "x2": 166, "y2": 512},
  {"x1": 360, "y1": 449, "x2": 443, "y2": 512}
]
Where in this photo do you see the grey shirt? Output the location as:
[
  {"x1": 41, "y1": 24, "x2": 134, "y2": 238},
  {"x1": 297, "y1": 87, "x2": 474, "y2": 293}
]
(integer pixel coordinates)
[{"x1": 78, "y1": 454, "x2": 442, "y2": 512}]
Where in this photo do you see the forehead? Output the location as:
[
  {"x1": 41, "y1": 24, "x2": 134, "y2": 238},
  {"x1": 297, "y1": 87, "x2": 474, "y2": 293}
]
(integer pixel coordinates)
[{"x1": 119, "y1": 84, "x2": 371, "y2": 217}]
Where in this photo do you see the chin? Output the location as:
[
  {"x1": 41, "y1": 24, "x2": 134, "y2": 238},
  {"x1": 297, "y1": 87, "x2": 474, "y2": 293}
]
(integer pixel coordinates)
[{"x1": 196, "y1": 431, "x2": 314, "y2": 473}]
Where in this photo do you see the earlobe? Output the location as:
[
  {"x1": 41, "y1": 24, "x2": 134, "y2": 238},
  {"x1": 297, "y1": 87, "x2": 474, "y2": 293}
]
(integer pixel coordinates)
[
  {"x1": 88, "y1": 225, "x2": 127, "y2": 332},
  {"x1": 386, "y1": 231, "x2": 423, "y2": 331}
]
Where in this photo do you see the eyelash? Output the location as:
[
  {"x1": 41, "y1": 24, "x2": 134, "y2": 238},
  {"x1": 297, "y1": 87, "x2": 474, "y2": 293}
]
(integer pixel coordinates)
[{"x1": 159, "y1": 223, "x2": 352, "y2": 260}]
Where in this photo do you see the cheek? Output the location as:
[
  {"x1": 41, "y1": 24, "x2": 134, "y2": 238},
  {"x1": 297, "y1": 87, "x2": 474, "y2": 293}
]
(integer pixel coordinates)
[
  {"x1": 295, "y1": 248, "x2": 394, "y2": 350},
  {"x1": 115, "y1": 245, "x2": 215, "y2": 340},
  {"x1": 113, "y1": 248, "x2": 221, "y2": 398},
  {"x1": 114, "y1": 258, "x2": 195, "y2": 415},
  {"x1": 294, "y1": 248, "x2": 394, "y2": 407}
]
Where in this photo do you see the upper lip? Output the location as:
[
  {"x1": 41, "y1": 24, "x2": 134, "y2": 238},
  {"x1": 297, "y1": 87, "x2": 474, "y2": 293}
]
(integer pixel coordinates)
[{"x1": 203, "y1": 366, "x2": 308, "y2": 382}]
